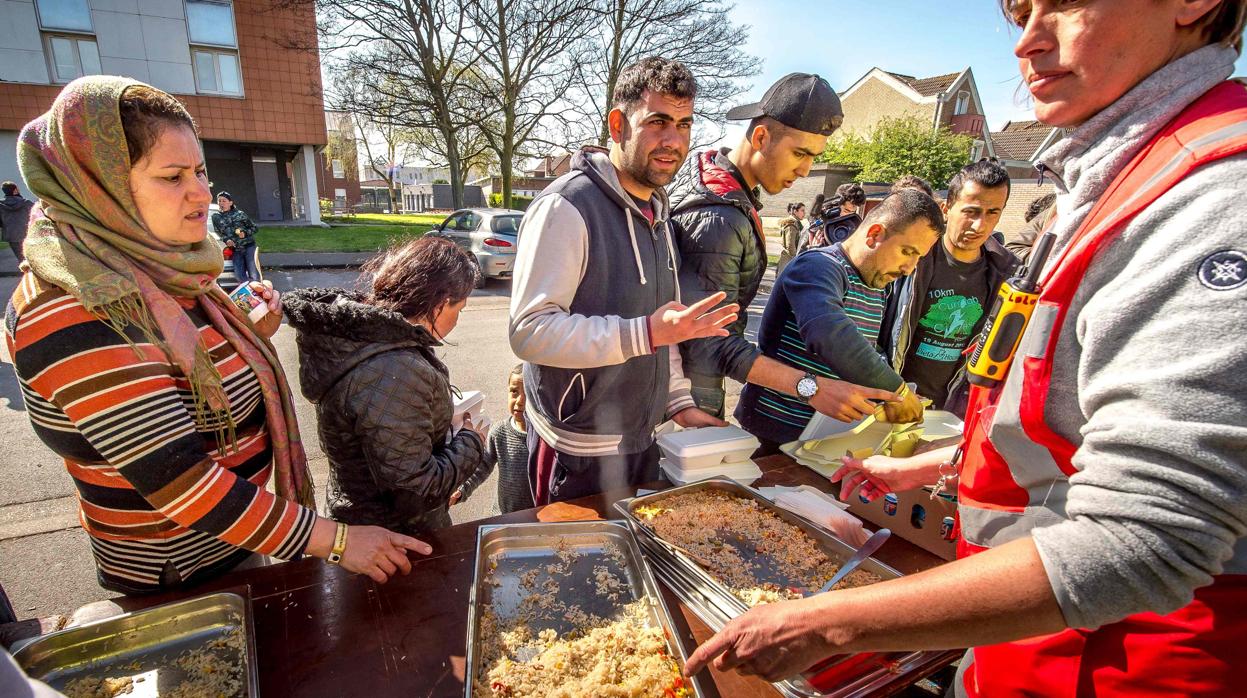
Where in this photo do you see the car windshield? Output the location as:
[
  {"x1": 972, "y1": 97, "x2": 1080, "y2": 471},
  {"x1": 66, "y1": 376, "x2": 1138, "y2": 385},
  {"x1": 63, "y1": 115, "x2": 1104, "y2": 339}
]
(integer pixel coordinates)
[{"x1": 491, "y1": 215, "x2": 522, "y2": 234}]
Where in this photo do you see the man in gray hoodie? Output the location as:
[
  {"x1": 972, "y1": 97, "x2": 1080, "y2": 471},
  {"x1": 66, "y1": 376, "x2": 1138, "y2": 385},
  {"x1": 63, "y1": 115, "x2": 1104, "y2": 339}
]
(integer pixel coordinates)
[
  {"x1": 509, "y1": 58, "x2": 738, "y2": 505},
  {"x1": 686, "y1": 2, "x2": 1247, "y2": 695}
]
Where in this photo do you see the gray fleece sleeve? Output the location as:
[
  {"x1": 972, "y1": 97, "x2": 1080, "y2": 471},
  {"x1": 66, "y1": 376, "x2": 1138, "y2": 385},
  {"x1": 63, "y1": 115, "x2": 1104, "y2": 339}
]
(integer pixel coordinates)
[
  {"x1": 1030, "y1": 158, "x2": 1247, "y2": 630},
  {"x1": 509, "y1": 194, "x2": 652, "y2": 368}
]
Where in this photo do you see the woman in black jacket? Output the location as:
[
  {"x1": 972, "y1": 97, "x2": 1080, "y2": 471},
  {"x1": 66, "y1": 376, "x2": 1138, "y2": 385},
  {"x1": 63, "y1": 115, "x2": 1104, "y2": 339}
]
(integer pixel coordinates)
[{"x1": 284, "y1": 237, "x2": 488, "y2": 536}]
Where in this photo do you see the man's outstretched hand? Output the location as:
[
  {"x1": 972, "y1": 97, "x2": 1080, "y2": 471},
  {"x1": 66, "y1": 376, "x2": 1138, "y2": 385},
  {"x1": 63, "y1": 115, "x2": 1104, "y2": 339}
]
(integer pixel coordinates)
[{"x1": 648, "y1": 292, "x2": 739, "y2": 348}]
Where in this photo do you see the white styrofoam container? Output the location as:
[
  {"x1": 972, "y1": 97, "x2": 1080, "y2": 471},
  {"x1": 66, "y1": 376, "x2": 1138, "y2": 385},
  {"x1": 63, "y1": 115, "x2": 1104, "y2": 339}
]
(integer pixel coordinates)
[
  {"x1": 659, "y1": 458, "x2": 762, "y2": 486},
  {"x1": 655, "y1": 425, "x2": 760, "y2": 470},
  {"x1": 452, "y1": 390, "x2": 486, "y2": 430}
]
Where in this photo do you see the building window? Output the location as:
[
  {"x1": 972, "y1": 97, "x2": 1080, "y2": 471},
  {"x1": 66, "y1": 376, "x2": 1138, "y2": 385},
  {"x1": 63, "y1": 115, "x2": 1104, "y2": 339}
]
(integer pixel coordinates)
[
  {"x1": 954, "y1": 91, "x2": 971, "y2": 116},
  {"x1": 332, "y1": 159, "x2": 345, "y2": 178},
  {"x1": 46, "y1": 35, "x2": 100, "y2": 83},
  {"x1": 186, "y1": 0, "x2": 237, "y2": 47},
  {"x1": 193, "y1": 49, "x2": 242, "y2": 96},
  {"x1": 35, "y1": 0, "x2": 92, "y2": 32}
]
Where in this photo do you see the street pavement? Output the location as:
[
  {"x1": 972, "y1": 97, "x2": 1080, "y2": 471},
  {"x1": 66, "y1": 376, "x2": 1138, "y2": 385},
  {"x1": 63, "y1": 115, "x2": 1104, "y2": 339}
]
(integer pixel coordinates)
[{"x1": 0, "y1": 254, "x2": 771, "y2": 621}]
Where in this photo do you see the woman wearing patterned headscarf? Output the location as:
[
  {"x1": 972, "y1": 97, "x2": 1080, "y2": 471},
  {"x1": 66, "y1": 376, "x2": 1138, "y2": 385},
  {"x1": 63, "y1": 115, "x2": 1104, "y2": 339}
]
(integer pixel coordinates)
[{"x1": 5, "y1": 77, "x2": 428, "y2": 594}]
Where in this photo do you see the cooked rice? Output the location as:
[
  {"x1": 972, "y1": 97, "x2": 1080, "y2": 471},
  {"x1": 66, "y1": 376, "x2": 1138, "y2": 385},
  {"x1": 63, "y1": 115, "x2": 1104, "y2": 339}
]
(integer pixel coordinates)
[{"x1": 637, "y1": 490, "x2": 881, "y2": 605}]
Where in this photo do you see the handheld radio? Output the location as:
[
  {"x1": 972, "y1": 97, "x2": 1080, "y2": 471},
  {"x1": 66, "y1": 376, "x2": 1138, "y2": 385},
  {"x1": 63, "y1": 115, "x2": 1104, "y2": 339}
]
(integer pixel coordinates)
[{"x1": 966, "y1": 232, "x2": 1058, "y2": 387}]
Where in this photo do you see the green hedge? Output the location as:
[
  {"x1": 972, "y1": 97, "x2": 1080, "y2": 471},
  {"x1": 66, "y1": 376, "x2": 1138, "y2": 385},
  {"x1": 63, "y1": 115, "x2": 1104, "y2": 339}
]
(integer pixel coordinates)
[{"x1": 488, "y1": 193, "x2": 534, "y2": 210}]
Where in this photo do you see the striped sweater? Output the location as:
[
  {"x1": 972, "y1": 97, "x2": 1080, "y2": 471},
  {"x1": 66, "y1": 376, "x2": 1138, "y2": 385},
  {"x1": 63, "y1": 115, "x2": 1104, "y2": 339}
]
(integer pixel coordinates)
[
  {"x1": 737, "y1": 243, "x2": 905, "y2": 445},
  {"x1": 5, "y1": 273, "x2": 316, "y2": 593}
]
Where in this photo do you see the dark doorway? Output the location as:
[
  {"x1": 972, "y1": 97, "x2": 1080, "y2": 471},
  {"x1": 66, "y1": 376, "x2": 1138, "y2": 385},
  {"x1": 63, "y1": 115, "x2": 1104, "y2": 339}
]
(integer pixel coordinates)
[{"x1": 252, "y1": 153, "x2": 282, "y2": 221}]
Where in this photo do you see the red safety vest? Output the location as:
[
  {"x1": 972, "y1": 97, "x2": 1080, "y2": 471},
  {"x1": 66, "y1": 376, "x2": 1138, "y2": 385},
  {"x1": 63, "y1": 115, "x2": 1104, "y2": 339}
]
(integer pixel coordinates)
[{"x1": 956, "y1": 80, "x2": 1247, "y2": 697}]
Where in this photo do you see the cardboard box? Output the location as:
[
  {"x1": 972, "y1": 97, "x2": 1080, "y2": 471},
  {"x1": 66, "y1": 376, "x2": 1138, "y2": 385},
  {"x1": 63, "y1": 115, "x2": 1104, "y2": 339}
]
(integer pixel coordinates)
[{"x1": 848, "y1": 488, "x2": 958, "y2": 561}]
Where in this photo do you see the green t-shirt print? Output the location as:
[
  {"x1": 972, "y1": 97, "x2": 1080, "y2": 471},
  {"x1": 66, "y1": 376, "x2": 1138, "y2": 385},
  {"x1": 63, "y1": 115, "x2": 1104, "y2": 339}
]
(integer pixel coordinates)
[{"x1": 915, "y1": 294, "x2": 985, "y2": 362}]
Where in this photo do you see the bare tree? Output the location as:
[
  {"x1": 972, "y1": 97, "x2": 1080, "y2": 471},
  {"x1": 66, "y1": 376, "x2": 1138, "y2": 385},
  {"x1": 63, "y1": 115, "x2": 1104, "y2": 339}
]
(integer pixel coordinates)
[
  {"x1": 314, "y1": 0, "x2": 479, "y2": 208},
  {"x1": 460, "y1": 0, "x2": 595, "y2": 208},
  {"x1": 568, "y1": 0, "x2": 762, "y2": 149}
]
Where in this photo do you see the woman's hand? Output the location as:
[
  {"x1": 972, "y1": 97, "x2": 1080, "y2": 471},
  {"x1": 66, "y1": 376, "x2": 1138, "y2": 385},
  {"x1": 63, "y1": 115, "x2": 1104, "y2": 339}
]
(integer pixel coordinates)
[
  {"x1": 829, "y1": 453, "x2": 941, "y2": 502},
  {"x1": 462, "y1": 413, "x2": 489, "y2": 442},
  {"x1": 338, "y1": 525, "x2": 434, "y2": 584},
  {"x1": 249, "y1": 282, "x2": 282, "y2": 338}
]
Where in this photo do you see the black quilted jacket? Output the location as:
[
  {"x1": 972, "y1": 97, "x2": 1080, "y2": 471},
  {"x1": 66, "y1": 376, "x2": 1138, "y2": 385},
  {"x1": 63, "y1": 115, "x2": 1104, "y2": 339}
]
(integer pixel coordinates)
[{"x1": 283, "y1": 288, "x2": 484, "y2": 536}]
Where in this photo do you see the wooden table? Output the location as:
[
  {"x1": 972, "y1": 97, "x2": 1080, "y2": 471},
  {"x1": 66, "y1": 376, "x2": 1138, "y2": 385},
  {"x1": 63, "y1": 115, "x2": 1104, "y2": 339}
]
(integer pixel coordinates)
[{"x1": 9, "y1": 455, "x2": 962, "y2": 696}]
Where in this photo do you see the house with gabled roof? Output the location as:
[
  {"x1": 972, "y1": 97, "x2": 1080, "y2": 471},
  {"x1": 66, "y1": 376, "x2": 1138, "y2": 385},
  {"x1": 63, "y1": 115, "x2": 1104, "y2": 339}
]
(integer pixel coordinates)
[
  {"x1": 990, "y1": 120, "x2": 1064, "y2": 180},
  {"x1": 837, "y1": 67, "x2": 995, "y2": 159}
]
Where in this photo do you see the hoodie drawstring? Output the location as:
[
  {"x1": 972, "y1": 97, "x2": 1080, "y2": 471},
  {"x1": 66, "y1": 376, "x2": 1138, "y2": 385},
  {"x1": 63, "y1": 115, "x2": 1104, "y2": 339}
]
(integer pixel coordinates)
[{"x1": 626, "y1": 210, "x2": 647, "y2": 285}]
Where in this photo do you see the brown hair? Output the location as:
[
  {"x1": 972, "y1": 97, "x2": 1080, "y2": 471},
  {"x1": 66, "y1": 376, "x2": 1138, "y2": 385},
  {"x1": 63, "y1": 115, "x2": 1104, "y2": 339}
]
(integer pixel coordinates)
[
  {"x1": 118, "y1": 84, "x2": 198, "y2": 166},
  {"x1": 1001, "y1": 0, "x2": 1247, "y2": 53},
  {"x1": 612, "y1": 57, "x2": 697, "y2": 111},
  {"x1": 365, "y1": 236, "x2": 479, "y2": 321},
  {"x1": 890, "y1": 174, "x2": 934, "y2": 198}
]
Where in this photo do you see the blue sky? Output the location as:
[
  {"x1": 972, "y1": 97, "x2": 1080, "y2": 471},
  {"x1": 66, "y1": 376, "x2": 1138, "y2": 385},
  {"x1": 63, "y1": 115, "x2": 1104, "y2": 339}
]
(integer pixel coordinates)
[{"x1": 714, "y1": 0, "x2": 1247, "y2": 145}]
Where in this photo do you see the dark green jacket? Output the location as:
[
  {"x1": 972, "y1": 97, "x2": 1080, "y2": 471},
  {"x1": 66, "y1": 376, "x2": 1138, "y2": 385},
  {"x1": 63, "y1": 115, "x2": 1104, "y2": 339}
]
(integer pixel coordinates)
[{"x1": 212, "y1": 207, "x2": 258, "y2": 248}]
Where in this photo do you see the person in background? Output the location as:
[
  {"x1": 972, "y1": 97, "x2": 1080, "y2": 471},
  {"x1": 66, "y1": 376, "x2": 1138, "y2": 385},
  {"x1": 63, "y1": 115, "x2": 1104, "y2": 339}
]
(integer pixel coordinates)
[
  {"x1": 284, "y1": 237, "x2": 488, "y2": 536},
  {"x1": 798, "y1": 192, "x2": 827, "y2": 250},
  {"x1": 457, "y1": 363, "x2": 534, "y2": 514},
  {"x1": 7, "y1": 77, "x2": 425, "y2": 594},
  {"x1": 509, "y1": 57, "x2": 737, "y2": 505},
  {"x1": 807, "y1": 182, "x2": 866, "y2": 249},
  {"x1": 882, "y1": 159, "x2": 1019, "y2": 418},
  {"x1": 1006, "y1": 191, "x2": 1057, "y2": 262},
  {"x1": 212, "y1": 191, "x2": 260, "y2": 283},
  {"x1": 736, "y1": 190, "x2": 939, "y2": 452},
  {"x1": 890, "y1": 174, "x2": 935, "y2": 198},
  {"x1": 0, "y1": 182, "x2": 33, "y2": 264},
  {"x1": 776, "y1": 201, "x2": 805, "y2": 274}
]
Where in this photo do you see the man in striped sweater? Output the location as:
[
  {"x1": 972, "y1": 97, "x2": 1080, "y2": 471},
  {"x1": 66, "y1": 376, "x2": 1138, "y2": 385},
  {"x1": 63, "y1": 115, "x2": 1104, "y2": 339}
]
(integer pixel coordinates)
[{"x1": 736, "y1": 190, "x2": 941, "y2": 451}]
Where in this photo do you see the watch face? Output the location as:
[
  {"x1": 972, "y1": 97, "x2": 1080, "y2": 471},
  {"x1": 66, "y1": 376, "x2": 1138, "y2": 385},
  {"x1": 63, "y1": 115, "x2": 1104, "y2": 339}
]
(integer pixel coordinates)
[{"x1": 798, "y1": 377, "x2": 818, "y2": 398}]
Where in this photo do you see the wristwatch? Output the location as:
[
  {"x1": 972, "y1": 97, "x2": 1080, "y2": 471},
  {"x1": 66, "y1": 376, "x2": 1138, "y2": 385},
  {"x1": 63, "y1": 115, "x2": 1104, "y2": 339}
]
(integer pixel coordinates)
[
  {"x1": 327, "y1": 522, "x2": 349, "y2": 565},
  {"x1": 795, "y1": 372, "x2": 819, "y2": 403}
]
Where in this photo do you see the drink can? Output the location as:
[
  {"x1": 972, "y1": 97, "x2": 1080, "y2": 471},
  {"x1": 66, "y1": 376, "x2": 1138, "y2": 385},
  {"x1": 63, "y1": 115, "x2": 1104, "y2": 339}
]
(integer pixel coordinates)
[
  {"x1": 941, "y1": 516, "x2": 956, "y2": 541},
  {"x1": 883, "y1": 493, "x2": 898, "y2": 516}
]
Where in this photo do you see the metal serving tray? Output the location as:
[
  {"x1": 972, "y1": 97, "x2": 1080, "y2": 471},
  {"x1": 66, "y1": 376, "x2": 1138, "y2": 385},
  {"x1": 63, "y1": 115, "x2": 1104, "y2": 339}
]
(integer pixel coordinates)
[
  {"x1": 636, "y1": 533, "x2": 939, "y2": 698},
  {"x1": 464, "y1": 521, "x2": 706, "y2": 698},
  {"x1": 614, "y1": 477, "x2": 904, "y2": 616},
  {"x1": 14, "y1": 591, "x2": 258, "y2": 698}
]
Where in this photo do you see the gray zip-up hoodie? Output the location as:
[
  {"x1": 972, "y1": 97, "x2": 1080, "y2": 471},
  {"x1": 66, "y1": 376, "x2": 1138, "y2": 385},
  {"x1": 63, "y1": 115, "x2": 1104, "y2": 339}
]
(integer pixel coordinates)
[
  {"x1": 1009, "y1": 45, "x2": 1247, "y2": 630},
  {"x1": 509, "y1": 147, "x2": 694, "y2": 457}
]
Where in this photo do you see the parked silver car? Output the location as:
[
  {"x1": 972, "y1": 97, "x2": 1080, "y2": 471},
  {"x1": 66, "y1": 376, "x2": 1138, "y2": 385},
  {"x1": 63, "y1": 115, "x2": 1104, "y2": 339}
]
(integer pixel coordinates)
[{"x1": 428, "y1": 207, "x2": 523, "y2": 288}]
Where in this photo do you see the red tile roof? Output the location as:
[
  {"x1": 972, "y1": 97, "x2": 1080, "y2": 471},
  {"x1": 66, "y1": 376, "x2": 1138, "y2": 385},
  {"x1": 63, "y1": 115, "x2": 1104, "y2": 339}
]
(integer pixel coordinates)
[
  {"x1": 990, "y1": 120, "x2": 1059, "y2": 160},
  {"x1": 885, "y1": 70, "x2": 963, "y2": 97}
]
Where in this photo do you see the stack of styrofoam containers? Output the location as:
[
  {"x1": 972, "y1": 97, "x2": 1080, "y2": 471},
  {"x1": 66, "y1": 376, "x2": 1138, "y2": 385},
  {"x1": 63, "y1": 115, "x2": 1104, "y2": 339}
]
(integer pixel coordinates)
[
  {"x1": 655, "y1": 425, "x2": 762, "y2": 485},
  {"x1": 451, "y1": 390, "x2": 486, "y2": 431}
]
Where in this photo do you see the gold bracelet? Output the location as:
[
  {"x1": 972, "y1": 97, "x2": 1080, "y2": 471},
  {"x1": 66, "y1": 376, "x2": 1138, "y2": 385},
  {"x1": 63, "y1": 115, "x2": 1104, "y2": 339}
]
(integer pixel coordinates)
[{"x1": 327, "y1": 522, "x2": 348, "y2": 565}]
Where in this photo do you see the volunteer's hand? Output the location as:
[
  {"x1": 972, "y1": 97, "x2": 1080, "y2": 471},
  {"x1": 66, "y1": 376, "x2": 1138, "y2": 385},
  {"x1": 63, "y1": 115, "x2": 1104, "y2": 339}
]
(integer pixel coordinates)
[
  {"x1": 672, "y1": 407, "x2": 728, "y2": 428},
  {"x1": 449, "y1": 490, "x2": 464, "y2": 506},
  {"x1": 339, "y1": 525, "x2": 433, "y2": 584},
  {"x1": 809, "y1": 378, "x2": 898, "y2": 423},
  {"x1": 249, "y1": 282, "x2": 282, "y2": 338},
  {"x1": 685, "y1": 597, "x2": 833, "y2": 682},
  {"x1": 830, "y1": 454, "x2": 935, "y2": 502},
  {"x1": 648, "y1": 292, "x2": 739, "y2": 348},
  {"x1": 881, "y1": 389, "x2": 924, "y2": 424}
]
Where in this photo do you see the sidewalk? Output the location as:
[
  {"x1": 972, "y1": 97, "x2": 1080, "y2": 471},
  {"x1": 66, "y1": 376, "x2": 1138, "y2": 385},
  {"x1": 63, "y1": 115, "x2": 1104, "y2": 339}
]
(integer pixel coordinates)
[{"x1": 0, "y1": 248, "x2": 372, "y2": 276}]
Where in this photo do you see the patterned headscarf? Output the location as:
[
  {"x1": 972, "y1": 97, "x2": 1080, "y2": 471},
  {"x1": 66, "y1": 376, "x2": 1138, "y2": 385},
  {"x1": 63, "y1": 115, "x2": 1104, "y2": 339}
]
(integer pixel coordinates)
[{"x1": 17, "y1": 76, "x2": 314, "y2": 507}]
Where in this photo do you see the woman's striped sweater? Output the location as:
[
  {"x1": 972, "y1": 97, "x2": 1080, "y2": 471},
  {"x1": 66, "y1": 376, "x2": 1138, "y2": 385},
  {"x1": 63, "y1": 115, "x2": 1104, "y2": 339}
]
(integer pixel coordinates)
[{"x1": 5, "y1": 273, "x2": 316, "y2": 593}]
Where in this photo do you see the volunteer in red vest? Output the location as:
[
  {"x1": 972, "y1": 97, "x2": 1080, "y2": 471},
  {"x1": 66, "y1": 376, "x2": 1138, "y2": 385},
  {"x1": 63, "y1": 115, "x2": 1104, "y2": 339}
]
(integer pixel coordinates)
[{"x1": 684, "y1": 2, "x2": 1247, "y2": 696}]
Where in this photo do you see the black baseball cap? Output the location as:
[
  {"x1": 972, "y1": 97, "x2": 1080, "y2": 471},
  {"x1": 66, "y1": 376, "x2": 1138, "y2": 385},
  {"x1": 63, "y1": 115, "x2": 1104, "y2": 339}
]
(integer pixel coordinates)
[{"x1": 726, "y1": 73, "x2": 843, "y2": 136}]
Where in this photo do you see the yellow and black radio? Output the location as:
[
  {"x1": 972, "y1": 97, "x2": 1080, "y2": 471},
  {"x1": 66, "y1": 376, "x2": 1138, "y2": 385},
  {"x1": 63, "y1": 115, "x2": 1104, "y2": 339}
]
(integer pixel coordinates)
[{"x1": 967, "y1": 232, "x2": 1057, "y2": 387}]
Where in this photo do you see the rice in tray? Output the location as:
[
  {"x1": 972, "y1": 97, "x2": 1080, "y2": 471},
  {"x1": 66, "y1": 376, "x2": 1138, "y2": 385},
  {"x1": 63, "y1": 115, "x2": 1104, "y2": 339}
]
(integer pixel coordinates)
[
  {"x1": 473, "y1": 539, "x2": 689, "y2": 698},
  {"x1": 635, "y1": 490, "x2": 881, "y2": 605}
]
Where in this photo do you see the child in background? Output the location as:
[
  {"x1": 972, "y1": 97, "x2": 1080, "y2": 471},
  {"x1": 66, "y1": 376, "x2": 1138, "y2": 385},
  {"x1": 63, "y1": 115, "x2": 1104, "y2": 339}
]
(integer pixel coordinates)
[{"x1": 452, "y1": 364, "x2": 534, "y2": 513}]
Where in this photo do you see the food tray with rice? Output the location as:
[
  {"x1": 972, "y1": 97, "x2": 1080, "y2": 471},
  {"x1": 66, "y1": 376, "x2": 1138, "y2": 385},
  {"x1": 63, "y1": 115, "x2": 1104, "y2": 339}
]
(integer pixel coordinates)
[
  {"x1": 464, "y1": 521, "x2": 707, "y2": 698},
  {"x1": 617, "y1": 478, "x2": 949, "y2": 698},
  {"x1": 615, "y1": 478, "x2": 900, "y2": 612},
  {"x1": 12, "y1": 592, "x2": 257, "y2": 698}
]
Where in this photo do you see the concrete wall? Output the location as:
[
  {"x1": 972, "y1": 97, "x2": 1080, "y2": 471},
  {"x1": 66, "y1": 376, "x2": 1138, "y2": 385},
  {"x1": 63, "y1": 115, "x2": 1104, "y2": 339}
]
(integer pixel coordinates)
[
  {"x1": 838, "y1": 75, "x2": 936, "y2": 138},
  {"x1": 756, "y1": 163, "x2": 859, "y2": 219}
]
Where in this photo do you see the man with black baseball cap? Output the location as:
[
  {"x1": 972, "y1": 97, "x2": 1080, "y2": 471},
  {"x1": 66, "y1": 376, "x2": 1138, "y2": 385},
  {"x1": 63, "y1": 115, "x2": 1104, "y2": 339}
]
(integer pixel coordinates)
[{"x1": 671, "y1": 73, "x2": 893, "y2": 426}]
